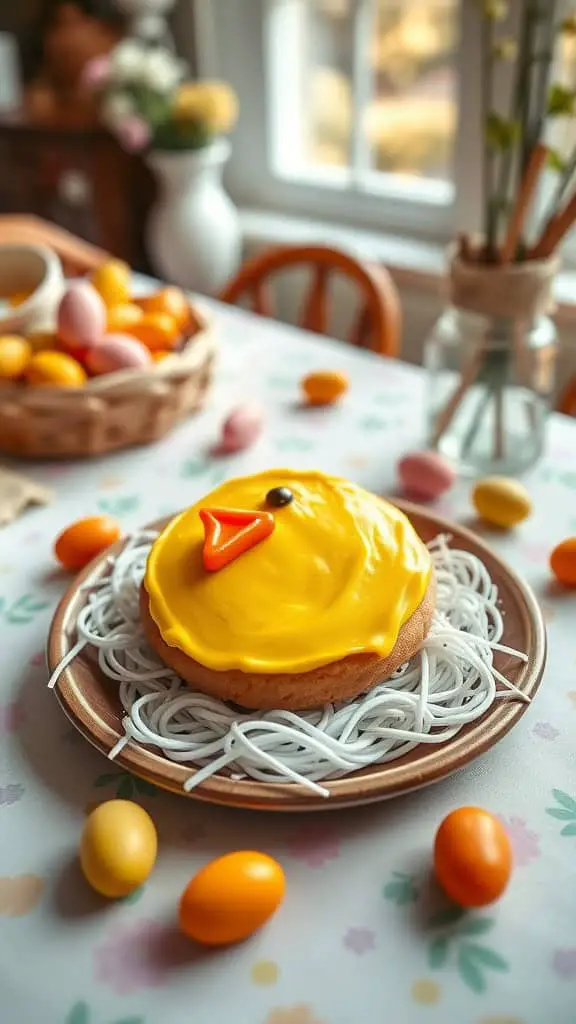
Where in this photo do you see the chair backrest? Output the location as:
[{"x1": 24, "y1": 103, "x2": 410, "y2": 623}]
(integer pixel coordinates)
[
  {"x1": 558, "y1": 377, "x2": 576, "y2": 418},
  {"x1": 219, "y1": 244, "x2": 402, "y2": 357},
  {"x1": 0, "y1": 215, "x2": 108, "y2": 275}
]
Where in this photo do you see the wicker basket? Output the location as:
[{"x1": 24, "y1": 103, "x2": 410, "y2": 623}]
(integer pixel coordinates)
[{"x1": 0, "y1": 313, "x2": 216, "y2": 459}]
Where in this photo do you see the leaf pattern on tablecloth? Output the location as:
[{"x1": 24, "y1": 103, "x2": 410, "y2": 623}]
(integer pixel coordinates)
[
  {"x1": 382, "y1": 871, "x2": 419, "y2": 905},
  {"x1": 427, "y1": 913, "x2": 509, "y2": 994},
  {"x1": 93, "y1": 771, "x2": 158, "y2": 800},
  {"x1": 0, "y1": 594, "x2": 50, "y2": 625},
  {"x1": 64, "y1": 1003, "x2": 145, "y2": 1024},
  {"x1": 546, "y1": 789, "x2": 576, "y2": 836},
  {"x1": 97, "y1": 495, "x2": 141, "y2": 517}
]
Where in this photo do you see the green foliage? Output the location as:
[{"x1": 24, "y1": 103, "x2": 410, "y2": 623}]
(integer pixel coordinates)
[
  {"x1": 427, "y1": 912, "x2": 509, "y2": 993},
  {"x1": 547, "y1": 789, "x2": 576, "y2": 836},
  {"x1": 0, "y1": 593, "x2": 50, "y2": 625},
  {"x1": 548, "y1": 84, "x2": 575, "y2": 117},
  {"x1": 547, "y1": 148, "x2": 567, "y2": 173},
  {"x1": 153, "y1": 119, "x2": 212, "y2": 152},
  {"x1": 485, "y1": 113, "x2": 519, "y2": 151}
]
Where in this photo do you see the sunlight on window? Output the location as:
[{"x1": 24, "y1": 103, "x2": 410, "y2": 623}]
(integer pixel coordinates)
[{"x1": 306, "y1": 0, "x2": 458, "y2": 180}]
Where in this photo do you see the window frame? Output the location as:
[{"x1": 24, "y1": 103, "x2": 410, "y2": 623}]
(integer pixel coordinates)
[{"x1": 190, "y1": 0, "x2": 505, "y2": 246}]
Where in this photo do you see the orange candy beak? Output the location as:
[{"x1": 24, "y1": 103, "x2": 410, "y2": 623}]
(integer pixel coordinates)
[{"x1": 199, "y1": 507, "x2": 275, "y2": 572}]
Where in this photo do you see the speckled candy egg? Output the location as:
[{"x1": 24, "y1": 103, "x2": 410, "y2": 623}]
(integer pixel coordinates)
[
  {"x1": 472, "y1": 477, "x2": 532, "y2": 529},
  {"x1": 397, "y1": 450, "x2": 455, "y2": 502},
  {"x1": 85, "y1": 334, "x2": 152, "y2": 376},
  {"x1": 80, "y1": 800, "x2": 157, "y2": 898},
  {"x1": 220, "y1": 403, "x2": 264, "y2": 452},
  {"x1": 57, "y1": 281, "x2": 107, "y2": 353},
  {"x1": 550, "y1": 537, "x2": 576, "y2": 587}
]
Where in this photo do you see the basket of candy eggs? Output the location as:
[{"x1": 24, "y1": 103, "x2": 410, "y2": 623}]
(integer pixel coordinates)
[{"x1": 0, "y1": 257, "x2": 215, "y2": 459}]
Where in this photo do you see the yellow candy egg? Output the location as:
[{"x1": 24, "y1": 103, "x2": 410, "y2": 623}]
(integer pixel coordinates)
[
  {"x1": 302, "y1": 370, "x2": 349, "y2": 406},
  {"x1": 472, "y1": 477, "x2": 532, "y2": 529},
  {"x1": 107, "y1": 303, "x2": 144, "y2": 334},
  {"x1": 90, "y1": 259, "x2": 132, "y2": 309},
  {"x1": 0, "y1": 336, "x2": 32, "y2": 380},
  {"x1": 80, "y1": 800, "x2": 157, "y2": 898},
  {"x1": 550, "y1": 537, "x2": 576, "y2": 588},
  {"x1": 27, "y1": 351, "x2": 87, "y2": 388}
]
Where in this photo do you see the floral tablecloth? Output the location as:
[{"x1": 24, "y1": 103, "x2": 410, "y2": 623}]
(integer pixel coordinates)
[{"x1": 1, "y1": 297, "x2": 575, "y2": 1024}]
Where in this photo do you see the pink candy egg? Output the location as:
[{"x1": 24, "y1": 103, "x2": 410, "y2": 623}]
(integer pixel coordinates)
[
  {"x1": 220, "y1": 403, "x2": 264, "y2": 452},
  {"x1": 397, "y1": 450, "x2": 455, "y2": 502},
  {"x1": 57, "y1": 281, "x2": 106, "y2": 351},
  {"x1": 85, "y1": 334, "x2": 152, "y2": 376}
]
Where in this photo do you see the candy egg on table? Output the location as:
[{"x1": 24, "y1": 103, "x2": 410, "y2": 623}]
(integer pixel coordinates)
[
  {"x1": 90, "y1": 259, "x2": 132, "y2": 309},
  {"x1": 550, "y1": 537, "x2": 576, "y2": 587},
  {"x1": 220, "y1": 403, "x2": 265, "y2": 452},
  {"x1": 434, "y1": 806, "x2": 512, "y2": 908},
  {"x1": 179, "y1": 850, "x2": 286, "y2": 946},
  {"x1": 80, "y1": 800, "x2": 157, "y2": 898},
  {"x1": 397, "y1": 450, "x2": 455, "y2": 502},
  {"x1": 85, "y1": 334, "x2": 152, "y2": 376},
  {"x1": 302, "y1": 370, "x2": 349, "y2": 406},
  {"x1": 472, "y1": 477, "x2": 532, "y2": 529},
  {"x1": 26, "y1": 350, "x2": 87, "y2": 388},
  {"x1": 57, "y1": 281, "x2": 106, "y2": 353},
  {"x1": 0, "y1": 336, "x2": 32, "y2": 380},
  {"x1": 54, "y1": 515, "x2": 121, "y2": 571}
]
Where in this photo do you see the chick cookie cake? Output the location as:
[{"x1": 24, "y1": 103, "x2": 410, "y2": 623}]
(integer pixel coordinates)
[{"x1": 141, "y1": 469, "x2": 436, "y2": 710}]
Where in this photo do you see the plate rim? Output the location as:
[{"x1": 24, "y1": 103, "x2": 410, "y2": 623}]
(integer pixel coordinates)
[{"x1": 47, "y1": 499, "x2": 547, "y2": 812}]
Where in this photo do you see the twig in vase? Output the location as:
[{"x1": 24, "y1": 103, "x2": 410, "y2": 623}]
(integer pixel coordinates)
[
  {"x1": 493, "y1": 385, "x2": 505, "y2": 461},
  {"x1": 430, "y1": 352, "x2": 483, "y2": 448},
  {"x1": 531, "y1": 185, "x2": 576, "y2": 257},
  {"x1": 500, "y1": 142, "x2": 549, "y2": 262}
]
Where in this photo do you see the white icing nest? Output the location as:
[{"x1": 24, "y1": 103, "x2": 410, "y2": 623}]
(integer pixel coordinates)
[{"x1": 49, "y1": 531, "x2": 528, "y2": 798}]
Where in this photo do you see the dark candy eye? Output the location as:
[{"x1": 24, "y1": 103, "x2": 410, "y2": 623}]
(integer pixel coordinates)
[{"x1": 266, "y1": 486, "x2": 293, "y2": 507}]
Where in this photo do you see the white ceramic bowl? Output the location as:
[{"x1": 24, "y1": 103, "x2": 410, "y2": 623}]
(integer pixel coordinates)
[{"x1": 0, "y1": 244, "x2": 65, "y2": 336}]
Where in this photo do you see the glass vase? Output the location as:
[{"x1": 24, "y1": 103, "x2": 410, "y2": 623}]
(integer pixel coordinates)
[{"x1": 425, "y1": 251, "x2": 559, "y2": 477}]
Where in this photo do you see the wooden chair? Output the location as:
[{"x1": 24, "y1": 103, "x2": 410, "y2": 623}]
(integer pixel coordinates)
[
  {"x1": 219, "y1": 245, "x2": 402, "y2": 357},
  {"x1": 0, "y1": 215, "x2": 109, "y2": 275},
  {"x1": 557, "y1": 377, "x2": 576, "y2": 417}
]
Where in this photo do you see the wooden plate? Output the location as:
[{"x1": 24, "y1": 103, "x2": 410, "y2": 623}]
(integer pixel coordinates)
[{"x1": 47, "y1": 502, "x2": 546, "y2": 812}]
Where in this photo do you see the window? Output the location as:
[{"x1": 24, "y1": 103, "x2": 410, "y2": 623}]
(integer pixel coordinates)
[{"x1": 191, "y1": 1, "x2": 565, "y2": 247}]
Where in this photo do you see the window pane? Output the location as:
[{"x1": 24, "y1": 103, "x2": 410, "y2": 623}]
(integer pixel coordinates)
[{"x1": 302, "y1": 0, "x2": 458, "y2": 181}]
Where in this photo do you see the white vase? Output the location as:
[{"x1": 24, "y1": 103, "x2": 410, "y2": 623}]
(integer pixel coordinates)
[{"x1": 146, "y1": 140, "x2": 242, "y2": 295}]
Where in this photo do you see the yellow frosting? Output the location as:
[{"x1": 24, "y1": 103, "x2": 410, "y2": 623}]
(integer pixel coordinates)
[{"x1": 144, "y1": 469, "x2": 432, "y2": 674}]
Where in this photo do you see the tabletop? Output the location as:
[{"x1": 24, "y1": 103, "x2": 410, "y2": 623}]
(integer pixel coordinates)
[{"x1": 1, "y1": 296, "x2": 575, "y2": 1024}]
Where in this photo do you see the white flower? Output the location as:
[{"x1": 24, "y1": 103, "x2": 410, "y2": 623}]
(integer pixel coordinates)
[
  {"x1": 100, "y1": 92, "x2": 135, "y2": 131},
  {"x1": 139, "y1": 48, "x2": 184, "y2": 93},
  {"x1": 110, "y1": 39, "x2": 147, "y2": 82}
]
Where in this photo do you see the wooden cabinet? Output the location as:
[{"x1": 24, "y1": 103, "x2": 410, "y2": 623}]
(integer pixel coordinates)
[{"x1": 0, "y1": 113, "x2": 155, "y2": 271}]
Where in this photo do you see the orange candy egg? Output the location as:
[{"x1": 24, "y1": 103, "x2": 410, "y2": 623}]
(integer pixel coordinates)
[
  {"x1": 550, "y1": 537, "x2": 576, "y2": 587},
  {"x1": 131, "y1": 312, "x2": 180, "y2": 352},
  {"x1": 179, "y1": 850, "x2": 286, "y2": 946},
  {"x1": 107, "y1": 303, "x2": 144, "y2": 334},
  {"x1": 27, "y1": 351, "x2": 87, "y2": 388},
  {"x1": 137, "y1": 287, "x2": 190, "y2": 330},
  {"x1": 90, "y1": 259, "x2": 132, "y2": 308},
  {"x1": 302, "y1": 370, "x2": 349, "y2": 406},
  {"x1": 0, "y1": 336, "x2": 32, "y2": 379},
  {"x1": 54, "y1": 515, "x2": 121, "y2": 571},
  {"x1": 434, "y1": 807, "x2": 512, "y2": 908}
]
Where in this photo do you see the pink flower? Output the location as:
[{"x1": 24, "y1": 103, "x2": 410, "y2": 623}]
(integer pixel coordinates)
[
  {"x1": 343, "y1": 927, "x2": 376, "y2": 955},
  {"x1": 0, "y1": 700, "x2": 25, "y2": 735},
  {"x1": 286, "y1": 825, "x2": 340, "y2": 868},
  {"x1": 117, "y1": 116, "x2": 151, "y2": 154},
  {"x1": 552, "y1": 949, "x2": 576, "y2": 979},
  {"x1": 533, "y1": 721, "x2": 560, "y2": 741},
  {"x1": 81, "y1": 55, "x2": 111, "y2": 92},
  {"x1": 29, "y1": 652, "x2": 45, "y2": 668},
  {"x1": 499, "y1": 815, "x2": 540, "y2": 867},
  {"x1": 93, "y1": 919, "x2": 190, "y2": 995}
]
